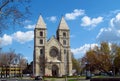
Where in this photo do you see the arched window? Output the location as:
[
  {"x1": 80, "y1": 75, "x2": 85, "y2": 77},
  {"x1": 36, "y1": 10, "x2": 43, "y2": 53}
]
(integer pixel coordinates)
[
  {"x1": 40, "y1": 31, "x2": 43, "y2": 37},
  {"x1": 63, "y1": 40, "x2": 66, "y2": 45},
  {"x1": 63, "y1": 32, "x2": 66, "y2": 38}
]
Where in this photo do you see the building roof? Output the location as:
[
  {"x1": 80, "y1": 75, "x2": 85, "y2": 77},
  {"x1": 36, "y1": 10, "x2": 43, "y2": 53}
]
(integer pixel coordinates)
[
  {"x1": 35, "y1": 15, "x2": 46, "y2": 29},
  {"x1": 58, "y1": 17, "x2": 69, "y2": 30},
  {"x1": 46, "y1": 36, "x2": 62, "y2": 47}
]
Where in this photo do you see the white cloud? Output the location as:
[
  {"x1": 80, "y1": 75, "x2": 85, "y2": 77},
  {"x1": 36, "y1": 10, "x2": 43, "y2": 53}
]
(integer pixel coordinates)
[
  {"x1": 65, "y1": 9, "x2": 85, "y2": 20},
  {"x1": 0, "y1": 31, "x2": 34, "y2": 46},
  {"x1": 24, "y1": 20, "x2": 31, "y2": 24},
  {"x1": 71, "y1": 43, "x2": 98, "y2": 58},
  {"x1": 0, "y1": 34, "x2": 12, "y2": 46},
  {"x1": 96, "y1": 28, "x2": 119, "y2": 41},
  {"x1": 12, "y1": 31, "x2": 34, "y2": 44},
  {"x1": 23, "y1": 20, "x2": 35, "y2": 29},
  {"x1": 110, "y1": 13, "x2": 120, "y2": 29},
  {"x1": 81, "y1": 16, "x2": 103, "y2": 27},
  {"x1": 97, "y1": 13, "x2": 120, "y2": 42},
  {"x1": 47, "y1": 16, "x2": 57, "y2": 23},
  {"x1": 24, "y1": 24, "x2": 35, "y2": 29},
  {"x1": 105, "y1": 10, "x2": 120, "y2": 18}
]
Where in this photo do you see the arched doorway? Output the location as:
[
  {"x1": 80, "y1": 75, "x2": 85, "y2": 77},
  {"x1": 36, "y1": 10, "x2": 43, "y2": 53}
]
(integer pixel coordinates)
[{"x1": 52, "y1": 65, "x2": 59, "y2": 77}]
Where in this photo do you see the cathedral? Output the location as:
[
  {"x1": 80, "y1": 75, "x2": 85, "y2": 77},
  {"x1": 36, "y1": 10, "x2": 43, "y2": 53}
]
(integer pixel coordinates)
[{"x1": 33, "y1": 15, "x2": 72, "y2": 77}]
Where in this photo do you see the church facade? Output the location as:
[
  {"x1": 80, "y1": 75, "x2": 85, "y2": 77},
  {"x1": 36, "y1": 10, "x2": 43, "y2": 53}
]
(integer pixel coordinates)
[{"x1": 33, "y1": 15, "x2": 72, "y2": 77}]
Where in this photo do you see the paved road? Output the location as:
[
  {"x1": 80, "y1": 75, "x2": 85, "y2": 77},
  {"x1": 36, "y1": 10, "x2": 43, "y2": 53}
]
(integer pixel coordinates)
[
  {"x1": 45, "y1": 78, "x2": 90, "y2": 81},
  {"x1": 0, "y1": 78, "x2": 90, "y2": 81},
  {"x1": 0, "y1": 78, "x2": 33, "y2": 81}
]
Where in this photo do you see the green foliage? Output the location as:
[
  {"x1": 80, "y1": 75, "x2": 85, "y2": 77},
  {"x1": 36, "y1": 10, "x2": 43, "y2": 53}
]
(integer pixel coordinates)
[
  {"x1": 72, "y1": 54, "x2": 81, "y2": 74},
  {"x1": 100, "y1": 42, "x2": 110, "y2": 54}
]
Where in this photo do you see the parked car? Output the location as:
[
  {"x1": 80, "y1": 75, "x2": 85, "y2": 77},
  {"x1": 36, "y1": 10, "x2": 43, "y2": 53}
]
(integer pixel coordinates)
[{"x1": 35, "y1": 76, "x2": 43, "y2": 80}]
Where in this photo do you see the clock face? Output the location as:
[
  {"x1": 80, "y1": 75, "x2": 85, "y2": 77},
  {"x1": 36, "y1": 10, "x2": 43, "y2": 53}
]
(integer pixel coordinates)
[{"x1": 50, "y1": 48, "x2": 58, "y2": 57}]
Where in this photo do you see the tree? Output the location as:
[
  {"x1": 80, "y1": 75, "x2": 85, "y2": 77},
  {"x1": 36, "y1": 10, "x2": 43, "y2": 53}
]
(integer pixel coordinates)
[
  {"x1": 72, "y1": 54, "x2": 81, "y2": 74},
  {"x1": 17, "y1": 53, "x2": 28, "y2": 77},
  {"x1": 81, "y1": 42, "x2": 116, "y2": 74},
  {"x1": 100, "y1": 42, "x2": 110, "y2": 54},
  {"x1": 0, "y1": 49, "x2": 16, "y2": 66},
  {"x1": 0, "y1": 49, "x2": 16, "y2": 77},
  {"x1": 85, "y1": 50, "x2": 98, "y2": 72},
  {"x1": 6, "y1": 49, "x2": 16, "y2": 65},
  {"x1": 0, "y1": 0, "x2": 31, "y2": 33},
  {"x1": 23, "y1": 61, "x2": 33, "y2": 74},
  {"x1": 113, "y1": 46, "x2": 120, "y2": 74},
  {"x1": 0, "y1": 49, "x2": 27, "y2": 77}
]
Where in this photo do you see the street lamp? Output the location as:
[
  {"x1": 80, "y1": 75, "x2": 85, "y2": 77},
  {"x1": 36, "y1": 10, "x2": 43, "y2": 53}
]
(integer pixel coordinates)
[
  {"x1": 2, "y1": 65, "x2": 5, "y2": 78},
  {"x1": 85, "y1": 62, "x2": 91, "y2": 79},
  {"x1": 0, "y1": 67, "x2": 1, "y2": 78},
  {"x1": 112, "y1": 58, "x2": 115, "y2": 76}
]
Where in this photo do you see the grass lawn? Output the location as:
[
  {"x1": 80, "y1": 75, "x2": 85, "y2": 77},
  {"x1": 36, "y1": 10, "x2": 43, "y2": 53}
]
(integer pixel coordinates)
[
  {"x1": 43, "y1": 76, "x2": 86, "y2": 81},
  {"x1": 68, "y1": 79, "x2": 76, "y2": 81}
]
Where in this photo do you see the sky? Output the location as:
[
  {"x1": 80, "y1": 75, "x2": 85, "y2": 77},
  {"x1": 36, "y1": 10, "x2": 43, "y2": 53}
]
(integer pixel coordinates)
[{"x1": 1, "y1": 0, "x2": 120, "y2": 63}]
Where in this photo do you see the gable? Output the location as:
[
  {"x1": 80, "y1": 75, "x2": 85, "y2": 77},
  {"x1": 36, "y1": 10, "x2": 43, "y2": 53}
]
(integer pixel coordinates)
[{"x1": 46, "y1": 36, "x2": 62, "y2": 49}]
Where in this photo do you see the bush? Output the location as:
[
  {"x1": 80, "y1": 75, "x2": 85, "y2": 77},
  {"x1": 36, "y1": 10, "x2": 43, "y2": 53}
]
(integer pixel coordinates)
[{"x1": 90, "y1": 78, "x2": 120, "y2": 81}]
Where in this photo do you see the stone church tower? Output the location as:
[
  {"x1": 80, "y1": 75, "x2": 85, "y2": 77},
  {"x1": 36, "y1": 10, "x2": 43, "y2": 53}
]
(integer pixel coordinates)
[{"x1": 33, "y1": 15, "x2": 72, "y2": 77}]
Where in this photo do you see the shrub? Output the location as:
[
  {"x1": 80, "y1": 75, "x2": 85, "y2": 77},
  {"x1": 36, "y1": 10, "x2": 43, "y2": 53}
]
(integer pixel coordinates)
[{"x1": 90, "y1": 78, "x2": 120, "y2": 81}]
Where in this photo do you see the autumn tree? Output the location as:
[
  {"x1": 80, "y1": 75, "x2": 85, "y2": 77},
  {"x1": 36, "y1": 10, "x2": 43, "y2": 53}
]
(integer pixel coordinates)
[
  {"x1": 112, "y1": 45, "x2": 120, "y2": 74},
  {"x1": 82, "y1": 50, "x2": 98, "y2": 72},
  {"x1": 98, "y1": 42, "x2": 111, "y2": 73},
  {"x1": 100, "y1": 42, "x2": 110, "y2": 54},
  {"x1": 81, "y1": 42, "x2": 120, "y2": 75}
]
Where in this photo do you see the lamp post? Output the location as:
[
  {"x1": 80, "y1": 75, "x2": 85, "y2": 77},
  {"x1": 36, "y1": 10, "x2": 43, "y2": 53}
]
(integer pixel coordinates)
[
  {"x1": 85, "y1": 62, "x2": 91, "y2": 79},
  {"x1": 0, "y1": 48, "x2": 2, "y2": 78},
  {"x1": 113, "y1": 65, "x2": 115, "y2": 77},
  {"x1": 2, "y1": 65, "x2": 5, "y2": 78},
  {"x1": 1, "y1": 65, "x2": 3, "y2": 78},
  {"x1": 0, "y1": 67, "x2": 1, "y2": 78},
  {"x1": 112, "y1": 58, "x2": 115, "y2": 77}
]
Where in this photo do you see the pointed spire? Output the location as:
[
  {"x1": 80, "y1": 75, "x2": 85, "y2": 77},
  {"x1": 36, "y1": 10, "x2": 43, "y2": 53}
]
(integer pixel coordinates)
[
  {"x1": 58, "y1": 17, "x2": 69, "y2": 30},
  {"x1": 35, "y1": 15, "x2": 46, "y2": 29}
]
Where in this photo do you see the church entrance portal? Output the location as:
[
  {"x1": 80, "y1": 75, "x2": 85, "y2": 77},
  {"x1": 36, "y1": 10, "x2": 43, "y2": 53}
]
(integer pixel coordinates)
[{"x1": 52, "y1": 65, "x2": 59, "y2": 77}]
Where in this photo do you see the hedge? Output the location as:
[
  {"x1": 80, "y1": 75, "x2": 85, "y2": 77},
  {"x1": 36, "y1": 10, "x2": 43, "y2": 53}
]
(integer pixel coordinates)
[{"x1": 90, "y1": 78, "x2": 120, "y2": 81}]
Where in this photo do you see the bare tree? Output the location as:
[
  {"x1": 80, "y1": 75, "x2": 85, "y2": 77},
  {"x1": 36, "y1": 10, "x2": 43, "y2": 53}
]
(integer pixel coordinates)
[
  {"x1": 0, "y1": 0, "x2": 31, "y2": 33},
  {"x1": 0, "y1": 49, "x2": 17, "y2": 77},
  {"x1": 0, "y1": 49, "x2": 16, "y2": 65},
  {"x1": 0, "y1": 49, "x2": 27, "y2": 77},
  {"x1": 7, "y1": 49, "x2": 16, "y2": 65},
  {"x1": 17, "y1": 53, "x2": 27, "y2": 77}
]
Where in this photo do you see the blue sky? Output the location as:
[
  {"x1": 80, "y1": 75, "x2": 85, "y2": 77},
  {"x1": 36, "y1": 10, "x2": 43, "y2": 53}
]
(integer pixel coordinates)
[{"x1": 1, "y1": 0, "x2": 120, "y2": 62}]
